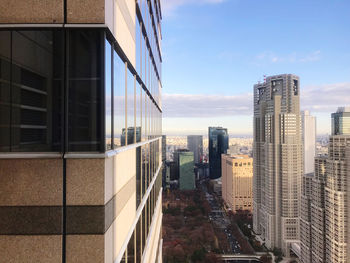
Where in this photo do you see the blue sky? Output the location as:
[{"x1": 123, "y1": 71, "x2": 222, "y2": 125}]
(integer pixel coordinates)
[{"x1": 160, "y1": 0, "x2": 350, "y2": 135}]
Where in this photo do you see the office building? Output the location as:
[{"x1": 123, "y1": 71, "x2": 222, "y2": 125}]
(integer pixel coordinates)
[
  {"x1": 253, "y1": 74, "x2": 303, "y2": 254},
  {"x1": 300, "y1": 110, "x2": 316, "y2": 263},
  {"x1": 209, "y1": 127, "x2": 229, "y2": 179},
  {"x1": 310, "y1": 157, "x2": 327, "y2": 263},
  {"x1": 325, "y1": 107, "x2": 350, "y2": 263},
  {"x1": 187, "y1": 135, "x2": 203, "y2": 164},
  {"x1": 302, "y1": 110, "x2": 316, "y2": 175},
  {"x1": 0, "y1": 1, "x2": 163, "y2": 262},
  {"x1": 174, "y1": 149, "x2": 195, "y2": 190},
  {"x1": 222, "y1": 154, "x2": 253, "y2": 213}
]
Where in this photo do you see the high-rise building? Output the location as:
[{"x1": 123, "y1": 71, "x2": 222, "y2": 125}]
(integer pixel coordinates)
[
  {"x1": 221, "y1": 154, "x2": 253, "y2": 213},
  {"x1": 302, "y1": 111, "x2": 316, "y2": 175},
  {"x1": 0, "y1": 1, "x2": 163, "y2": 262},
  {"x1": 174, "y1": 149, "x2": 195, "y2": 190},
  {"x1": 209, "y1": 127, "x2": 229, "y2": 179},
  {"x1": 187, "y1": 135, "x2": 203, "y2": 164},
  {"x1": 325, "y1": 107, "x2": 350, "y2": 263},
  {"x1": 300, "y1": 107, "x2": 350, "y2": 263},
  {"x1": 300, "y1": 110, "x2": 316, "y2": 263},
  {"x1": 310, "y1": 157, "x2": 327, "y2": 263},
  {"x1": 253, "y1": 74, "x2": 303, "y2": 254}
]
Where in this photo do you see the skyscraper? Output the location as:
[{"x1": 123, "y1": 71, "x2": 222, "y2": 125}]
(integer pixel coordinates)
[
  {"x1": 187, "y1": 135, "x2": 203, "y2": 164},
  {"x1": 325, "y1": 107, "x2": 350, "y2": 262},
  {"x1": 300, "y1": 110, "x2": 316, "y2": 263},
  {"x1": 0, "y1": 1, "x2": 163, "y2": 262},
  {"x1": 253, "y1": 74, "x2": 303, "y2": 254},
  {"x1": 209, "y1": 127, "x2": 229, "y2": 179},
  {"x1": 302, "y1": 111, "x2": 316, "y2": 175}
]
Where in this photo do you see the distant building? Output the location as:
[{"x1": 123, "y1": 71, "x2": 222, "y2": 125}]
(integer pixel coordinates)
[
  {"x1": 300, "y1": 110, "x2": 316, "y2": 263},
  {"x1": 209, "y1": 127, "x2": 229, "y2": 179},
  {"x1": 187, "y1": 135, "x2": 203, "y2": 164},
  {"x1": 310, "y1": 156, "x2": 327, "y2": 263},
  {"x1": 222, "y1": 154, "x2": 253, "y2": 213},
  {"x1": 299, "y1": 107, "x2": 350, "y2": 263},
  {"x1": 325, "y1": 107, "x2": 350, "y2": 262},
  {"x1": 174, "y1": 149, "x2": 195, "y2": 190},
  {"x1": 302, "y1": 110, "x2": 316, "y2": 175},
  {"x1": 253, "y1": 74, "x2": 302, "y2": 254}
]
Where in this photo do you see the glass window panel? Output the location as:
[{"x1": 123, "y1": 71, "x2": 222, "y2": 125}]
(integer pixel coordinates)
[
  {"x1": 141, "y1": 89, "x2": 146, "y2": 142},
  {"x1": 126, "y1": 70, "x2": 134, "y2": 145},
  {"x1": 113, "y1": 52, "x2": 125, "y2": 147},
  {"x1": 11, "y1": 30, "x2": 63, "y2": 152},
  {"x1": 136, "y1": 83, "x2": 141, "y2": 143},
  {"x1": 68, "y1": 30, "x2": 102, "y2": 152},
  {"x1": 136, "y1": 18, "x2": 141, "y2": 75},
  {"x1": 136, "y1": 146, "x2": 141, "y2": 207},
  {"x1": 0, "y1": 31, "x2": 12, "y2": 151},
  {"x1": 127, "y1": 232, "x2": 135, "y2": 263},
  {"x1": 105, "y1": 39, "x2": 112, "y2": 150}
]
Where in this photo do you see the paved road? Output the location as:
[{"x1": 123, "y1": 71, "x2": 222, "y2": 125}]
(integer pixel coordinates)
[{"x1": 200, "y1": 180, "x2": 242, "y2": 254}]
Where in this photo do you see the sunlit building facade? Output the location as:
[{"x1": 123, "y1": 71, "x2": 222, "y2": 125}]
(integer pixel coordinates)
[
  {"x1": 325, "y1": 107, "x2": 350, "y2": 263},
  {"x1": 0, "y1": 0, "x2": 163, "y2": 262},
  {"x1": 187, "y1": 135, "x2": 203, "y2": 164},
  {"x1": 253, "y1": 74, "x2": 302, "y2": 254},
  {"x1": 221, "y1": 154, "x2": 253, "y2": 213}
]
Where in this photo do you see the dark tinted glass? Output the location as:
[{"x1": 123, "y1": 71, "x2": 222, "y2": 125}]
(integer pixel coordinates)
[
  {"x1": 0, "y1": 31, "x2": 11, "y2": 151},
  {"x1": 0, "y1": 30, "x2": 63, "y2": 152},
  {"x1": 68, "y1": 30, "x2": 103, "y2": 152}
]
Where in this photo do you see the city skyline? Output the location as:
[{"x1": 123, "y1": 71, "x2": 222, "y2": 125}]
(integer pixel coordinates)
[{"x1": 161, "y1": 0, "x2": 350, "y2": 135}]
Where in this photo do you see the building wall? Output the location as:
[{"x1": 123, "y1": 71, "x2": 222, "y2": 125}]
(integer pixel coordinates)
[
  {"x1": 302, "y1": 111, "x2": 316, "y2": 175},
  {"x1": 222, "y1": 154, "x2": 253, "y2": 213},
  {"x1": 187, "y1": 135, "x2": 203, "y2": 164},
  {"x1": 178, "y1": 152, "x2": 195, "y2": 190},
  {"x1": 253, "y1": 74, "x2": 302, "y2": 254},
  {"x1": 0, "y1": 1, "x2": 163, "y2": 263}
]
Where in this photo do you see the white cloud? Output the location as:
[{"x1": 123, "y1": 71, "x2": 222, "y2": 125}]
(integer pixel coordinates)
[
  {"x1": 162, "y1": 82, "x2": 350, "y2": 119},
  {"x1": 301, "y1": 82, "x2": 350, "y2": 113},
  {"x1": 163, "y1": 93, "x2": 253, "y2": 117},
  {"x1": 161, "y1": 0, "x2": 226, "y2": 17},
  {"x1": 255, "y1": 50, "x2": 321, "y2": 64}
]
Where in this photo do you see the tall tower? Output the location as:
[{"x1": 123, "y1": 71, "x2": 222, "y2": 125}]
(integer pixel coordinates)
[
  {"x1": 187, "y1": 135, "x2": 203, "y2": 164},
  {"x1": 253, "y1": 74, "x2": 303, "y2": 254},
  {"x1": 325, "y1": 107, "x2": 350, "y2": 262},
  {"x1": 208, "y1": 127, "x2": 229, "y2": 179},
  {"x1": 300, "y1": 110, "x2": 316, "y2": 263}
]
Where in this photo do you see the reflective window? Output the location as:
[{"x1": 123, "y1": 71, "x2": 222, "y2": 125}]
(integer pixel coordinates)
[
  {"x1": 105, "y1": 39, "x2": 112, "y2": 150},
  {"x1": 0, "y1": 30, "x2": 63, "y2": 152},
  {"x1": 68, "y1": 30, "x2": 102, "y2": 152},
  {"x1": 126, "y1": 70, "x2": 135, "y2": 145},
  {"x1": 114, "y1": 53, "x2": 125, "y2": 147},
  {"x1": 136, "y1": 83, "x2": 142, "y2": 143}
]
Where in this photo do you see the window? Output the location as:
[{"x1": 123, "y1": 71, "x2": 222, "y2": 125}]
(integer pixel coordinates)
[
  {"x1": 114, "y1": 52, "x2": 125, "y2": 147},
  {"x1": 126, "y1": 70, "x2": 135, "y2": 145},
  {"x1": 68, "y1": 29, "x2": 103, "y2": 152},
  {"x1": 105, "y1": 39, "x2": 112, "y2": 150},
  {"x1": 0, "y1": 30, "x2": 64, "y2": 152}
]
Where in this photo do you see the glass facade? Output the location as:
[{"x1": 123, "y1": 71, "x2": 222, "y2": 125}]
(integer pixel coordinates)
[
  {"x1": 0, "y1": 28, "x2": 162, "y2": 153},
  {"x1": 209, "y1": 127, "x2": 229, "y2": 179}
]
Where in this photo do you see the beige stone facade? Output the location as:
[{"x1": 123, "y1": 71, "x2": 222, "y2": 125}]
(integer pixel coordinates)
[
  {"x1": 0, "y1": 0, "x2": 163, "y2": 262},
  {"x1": 253, "y1": 74, "x2": 303, "y2": 254},
  {"x1": 222, "y1": 154, "x2": 253, "y2": 213}
]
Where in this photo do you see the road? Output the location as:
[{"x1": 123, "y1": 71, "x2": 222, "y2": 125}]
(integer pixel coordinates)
[{"x1": 200, "y1": 180, "x2": 242, "y2": 254}]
